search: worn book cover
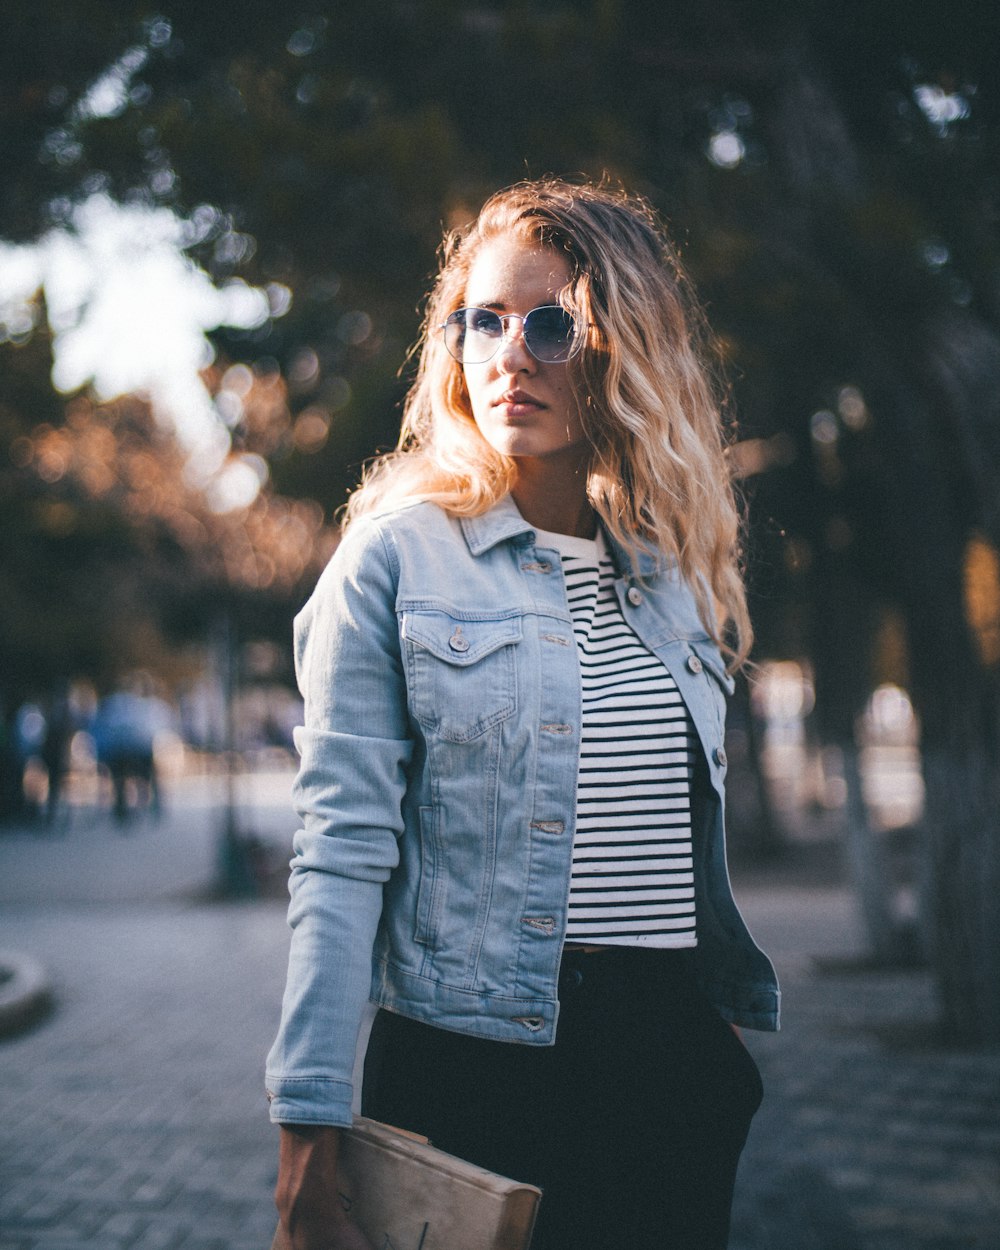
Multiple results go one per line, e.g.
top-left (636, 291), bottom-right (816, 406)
top-left (271, 1115), bottom-right (541, 1250)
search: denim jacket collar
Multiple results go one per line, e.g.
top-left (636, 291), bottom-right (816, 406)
top-left (460, 493), bottom-right (667, 582)
top-left (459, 495), bottom-right (535, 555)
top-left (601, 529), bottom-right (668, 583)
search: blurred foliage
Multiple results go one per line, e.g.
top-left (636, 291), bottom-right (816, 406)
top-left (2, 0), bottom-right (997, 690)
top-left (0, 327), bottom-right (336, 708)
top-left (4, 0), bottom-right (999, 687)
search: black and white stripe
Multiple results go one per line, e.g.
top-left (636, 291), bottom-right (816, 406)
top-left (536, 528), bottom-right (698, 949)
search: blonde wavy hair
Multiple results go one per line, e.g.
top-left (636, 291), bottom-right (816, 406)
top-left (344, 177), bottom-right (751, 667)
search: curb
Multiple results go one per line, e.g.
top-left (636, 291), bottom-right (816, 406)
top-left (0, 950), bottom-right (53, 1038)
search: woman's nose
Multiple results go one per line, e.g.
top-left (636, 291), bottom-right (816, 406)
top-left (494, 317), bottom-right (534, 372)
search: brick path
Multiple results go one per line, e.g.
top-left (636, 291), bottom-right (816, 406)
top-left (731, 886), bottom-right (1000, 1250)
top-left (0, 902), bottom-right (286, 1250)
top-left (1, 779), bottom-right (998, 1249)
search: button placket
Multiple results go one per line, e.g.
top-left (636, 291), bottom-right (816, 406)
top-left (520, 540), bottom-right (577, 962)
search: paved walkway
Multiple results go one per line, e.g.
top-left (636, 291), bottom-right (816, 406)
top-left (730, 885), bottom-right (1000, 1250)
top-left (1, 778), bottom-right (998, 1249)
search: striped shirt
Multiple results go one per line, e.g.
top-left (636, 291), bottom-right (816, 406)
top-left (534, 527), bottom-right (698, 949)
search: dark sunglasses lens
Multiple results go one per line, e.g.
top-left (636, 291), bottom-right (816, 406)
top-left (444, 309), bottom-right (503, 362)
top-left (524, 306), bottom-right (577, 361)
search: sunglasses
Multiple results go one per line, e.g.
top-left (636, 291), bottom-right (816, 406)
top-left (441, 305), bottom-right (583, 365)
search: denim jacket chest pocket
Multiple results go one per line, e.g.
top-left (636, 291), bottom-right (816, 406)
top-left (401, 610), bottom-right (523, 743)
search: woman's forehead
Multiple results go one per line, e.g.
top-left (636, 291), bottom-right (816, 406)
top-left (464, 237), bottom-right (572, 308)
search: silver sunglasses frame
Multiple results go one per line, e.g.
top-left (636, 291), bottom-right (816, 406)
top-left (440, 304), bottom-right (584, 364)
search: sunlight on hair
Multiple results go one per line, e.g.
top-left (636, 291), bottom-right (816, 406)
top-left (344, 177), bottom-right (754, 667)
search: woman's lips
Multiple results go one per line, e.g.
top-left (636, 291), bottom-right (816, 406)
top-left (495, 390), bottom-right (544, 417)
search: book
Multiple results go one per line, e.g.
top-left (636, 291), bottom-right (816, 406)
top-left (271, 1115), bottom-right (542, 1250)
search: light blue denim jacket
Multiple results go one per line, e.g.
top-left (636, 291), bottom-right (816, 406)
top-left (266, 495), bottom-right (779, 1126)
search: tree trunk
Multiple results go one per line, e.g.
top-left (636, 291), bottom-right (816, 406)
top-left (920, 744), bottom-right (1000, 1042)
top-left (905, 547), bottom-right (1000, 1044)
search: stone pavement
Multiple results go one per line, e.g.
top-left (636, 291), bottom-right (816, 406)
top-left (1, 777), bottom-right (998, 1249)
top-left (0, 901), bottom-right (286, 1250)
top-left (730, 885), bottom-right (1000, 1250)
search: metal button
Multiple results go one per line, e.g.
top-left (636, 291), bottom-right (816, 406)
top-left (714, 746), bottom-right (728, 768)
top-left (687, 654), bottom-right (704, 674)
top-left (448, 627), bottom-right (470, 653)
top-left (627, 586), bottom-right (643, 606)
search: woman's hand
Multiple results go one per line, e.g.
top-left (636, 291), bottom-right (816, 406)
top-left (275, 1124), bottom-right (375, 1250)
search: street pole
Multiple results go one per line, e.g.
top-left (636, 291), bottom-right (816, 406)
top-left (214, 606), bottom-right (257, 898)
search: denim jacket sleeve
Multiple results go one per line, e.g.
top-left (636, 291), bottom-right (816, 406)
top-left (265, 518), bottom-right (413, 1126)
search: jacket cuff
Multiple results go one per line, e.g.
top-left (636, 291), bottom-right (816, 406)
top-left (265, 1074), bottom-right (354, 1127)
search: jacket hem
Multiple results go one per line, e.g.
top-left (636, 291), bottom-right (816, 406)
top-left (372, 960), bottom-right (559, 1044)
top-left (265, 1075), bottom-right (354, 1127)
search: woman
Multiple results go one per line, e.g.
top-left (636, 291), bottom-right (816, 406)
top-left (266, 178), bottom-right (779, 1250)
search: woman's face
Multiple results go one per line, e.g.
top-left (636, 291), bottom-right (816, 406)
top-left (460, 236), bottom-right (588, 468)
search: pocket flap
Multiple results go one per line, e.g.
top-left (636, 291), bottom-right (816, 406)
top-left (401, 611), bottom-right (523, 666)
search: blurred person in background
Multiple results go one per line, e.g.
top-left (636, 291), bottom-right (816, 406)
top-left (39, 685), bottom-right (75, 826)
top-left (12, 701), bottom-right (47, 821)
top-left (266, 179), bottom-right (779, 1250)
top-left (91, 673), bottom-right (173, 823)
